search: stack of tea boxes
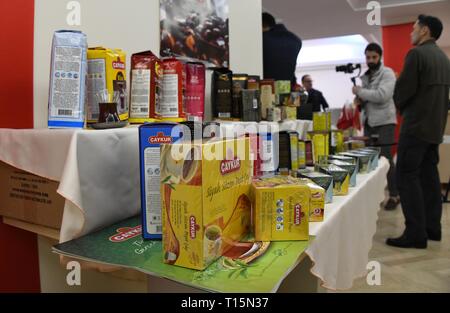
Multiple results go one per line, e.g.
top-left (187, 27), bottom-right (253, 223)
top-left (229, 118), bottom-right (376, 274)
top-left (138, 113), bottom-right (380, 270)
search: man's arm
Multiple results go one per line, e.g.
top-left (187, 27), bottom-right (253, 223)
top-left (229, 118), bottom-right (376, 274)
top-left (394, 49), bottom-right (420, 112)
top-left (320, 92), bottom-right (329, 111)
top-left (356, 69), bottom-right (396, 104)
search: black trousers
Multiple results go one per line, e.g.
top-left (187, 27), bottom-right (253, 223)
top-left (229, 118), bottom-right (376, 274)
top-left (364, 123), bottom-right (398, 197)
top-left (396, 133), bottom-right (442, 240)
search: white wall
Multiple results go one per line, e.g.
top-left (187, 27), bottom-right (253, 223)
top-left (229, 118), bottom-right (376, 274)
top-left (444, 46), bottom-right (450, 58)
top-left (34, 0), bottom-right (263, 128)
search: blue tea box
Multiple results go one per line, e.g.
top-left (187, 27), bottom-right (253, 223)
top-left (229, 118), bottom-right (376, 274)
top-left (139, 123), bottom-right (182, 239)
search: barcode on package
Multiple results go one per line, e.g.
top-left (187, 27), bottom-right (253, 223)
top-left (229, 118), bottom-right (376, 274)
top-left (58, 109), bottom-right (73, 116)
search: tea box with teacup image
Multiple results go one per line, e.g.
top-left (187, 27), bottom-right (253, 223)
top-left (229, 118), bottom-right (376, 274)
top-left (251, 176), bottom-right (310, 241)
top-left (161, 137), bottom-right (253, 270)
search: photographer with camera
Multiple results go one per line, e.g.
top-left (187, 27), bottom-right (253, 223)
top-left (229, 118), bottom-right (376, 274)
top-left (352, 43), bottom-right (399, 211)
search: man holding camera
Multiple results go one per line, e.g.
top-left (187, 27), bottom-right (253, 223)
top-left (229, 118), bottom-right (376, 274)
top-left (352, 43), bottom-right (399, 211)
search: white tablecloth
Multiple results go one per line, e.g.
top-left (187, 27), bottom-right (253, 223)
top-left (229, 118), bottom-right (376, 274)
top-left (0, 128), bottom-right (140, 242)
top-left (306, 157), bottom-right (390, 290)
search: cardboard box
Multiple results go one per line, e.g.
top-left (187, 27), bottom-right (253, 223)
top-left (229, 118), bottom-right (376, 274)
top-left (0, 161), bottom-right (64, 229)
top-left (161, 138), bottom-right (252, 270)
top-left (252, 176), bottom-right (309, 241)
top-left (319, 164), bottom-right (349, 196)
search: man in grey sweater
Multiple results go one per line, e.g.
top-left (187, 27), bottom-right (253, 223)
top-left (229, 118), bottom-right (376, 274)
top-left (387, 15), bottom-right (450, 249)
top-left (353, 43), bottom-right (399, 210)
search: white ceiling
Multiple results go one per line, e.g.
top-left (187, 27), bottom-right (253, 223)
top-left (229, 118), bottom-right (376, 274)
top-left (262, 0), bottom-right (450, 48)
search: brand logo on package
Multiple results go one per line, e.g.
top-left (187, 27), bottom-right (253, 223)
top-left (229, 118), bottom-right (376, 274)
top-left (109, 225), bottom-right (142, 243)
top-left (190, 216), bottom-right (197, 239)
top-left (311, 192), bottom-right (322, 199)
top-left (220, 158), bottom-right (241, 175)
top-left (294, 204), bottom-right (302, 225)
top-left (112, 61), bottom-right (125, 70)
top-left (149, 132), bottom-right (172, 144)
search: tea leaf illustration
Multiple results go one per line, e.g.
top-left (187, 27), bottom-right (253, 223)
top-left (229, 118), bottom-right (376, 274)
top-left (162, 176), bottom-right (172, 183)
top-left (168, 184), bottom-right (175, 191)
top-left (234, 260), bottom-right (249, 267)
top-left (228, 269), bottom-right (238, 279)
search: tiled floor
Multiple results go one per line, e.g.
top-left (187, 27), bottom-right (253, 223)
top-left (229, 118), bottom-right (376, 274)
top-left (339, 194), bottom-right (450, 293)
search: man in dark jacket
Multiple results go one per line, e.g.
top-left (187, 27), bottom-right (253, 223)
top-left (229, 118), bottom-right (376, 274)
top-left (262, 12), bottom-right (302, 84)
top-left (387, 15), bottom-right (450, 249)
top-left (297, 74), bottom-right (329, 120)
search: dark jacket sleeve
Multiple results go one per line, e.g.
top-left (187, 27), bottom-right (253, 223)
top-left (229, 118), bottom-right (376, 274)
top-left (319, 92), bottom-right (329, 111)
top-left (394, 49), bottom-right (420, 112)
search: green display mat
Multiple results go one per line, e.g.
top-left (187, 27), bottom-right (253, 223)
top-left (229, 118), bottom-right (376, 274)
top-left (53, 216), bottom-right (310, 293)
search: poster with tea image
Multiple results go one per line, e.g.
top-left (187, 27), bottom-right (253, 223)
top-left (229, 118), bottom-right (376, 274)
top-left (160, 0), bottom-right (229, 67)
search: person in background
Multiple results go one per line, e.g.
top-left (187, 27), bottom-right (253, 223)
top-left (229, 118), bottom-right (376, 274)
top-left (352, 43), bottom-right (399, 211)
top-left (298, 74), bottom-right (329, 120)
top-left (262, 12), bottom-right (302, 85)
top-left (387, 15), bottom-right (450, 249)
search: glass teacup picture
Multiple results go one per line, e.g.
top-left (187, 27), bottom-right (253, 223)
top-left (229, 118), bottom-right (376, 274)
top-left (204, 225), bottom-right (222, 264)
top-left (163, 146), bottom-right (201, 184)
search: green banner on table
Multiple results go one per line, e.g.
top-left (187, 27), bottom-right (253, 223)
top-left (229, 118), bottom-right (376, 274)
top-left (53, 216), bottom-right (309, 293)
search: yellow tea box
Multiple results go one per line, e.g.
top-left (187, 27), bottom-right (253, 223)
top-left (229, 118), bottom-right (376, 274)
top-left (327, 159), bottom-right (358, 187)
top-left (307, 131), bottom-right (330, 162)
top-left (339, 152), bottom-right (371, 174)
top-left (313, 111), bottom-right (331, 131)
top-left (87, 47), bottom-right (128, 123)
top-left (161, 137), bottom-right (252, 270)
top-left (301, 179), bottom-right (325, 223)
top-left (298, 140), bottom-right (306, 169)
top-left (281, 106), bottom-right (297, 120)
top-left (319, 164), bottom-right (350, 196)
top-left (252, 176), bottom-right (309, 241)
top-left (298, 170), bottom-right (333, 204)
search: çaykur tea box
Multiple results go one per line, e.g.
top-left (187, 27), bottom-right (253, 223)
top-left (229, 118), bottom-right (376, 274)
top-left (318, 164), bottom-right (350, 196)
top-left (303, 179), bottom-right (325, 223)
top-left (86, 47), bottom-right (128, 123)
top-left (251, 176), bottom-right (310, 241)
top-left (298, 170), bottom-right (333, 204)
top-left (161, 137), bottom-right (253, 270)
top-left (139, 123), bottom-right (183, 240)
top-left (129, 50), bottom-right (162, 124)
top-left (48, 30), bottom-right (87, 129)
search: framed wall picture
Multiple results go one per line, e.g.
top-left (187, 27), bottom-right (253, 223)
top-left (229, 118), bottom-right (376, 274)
top-left (160, 0), bottom-right (229, 67)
